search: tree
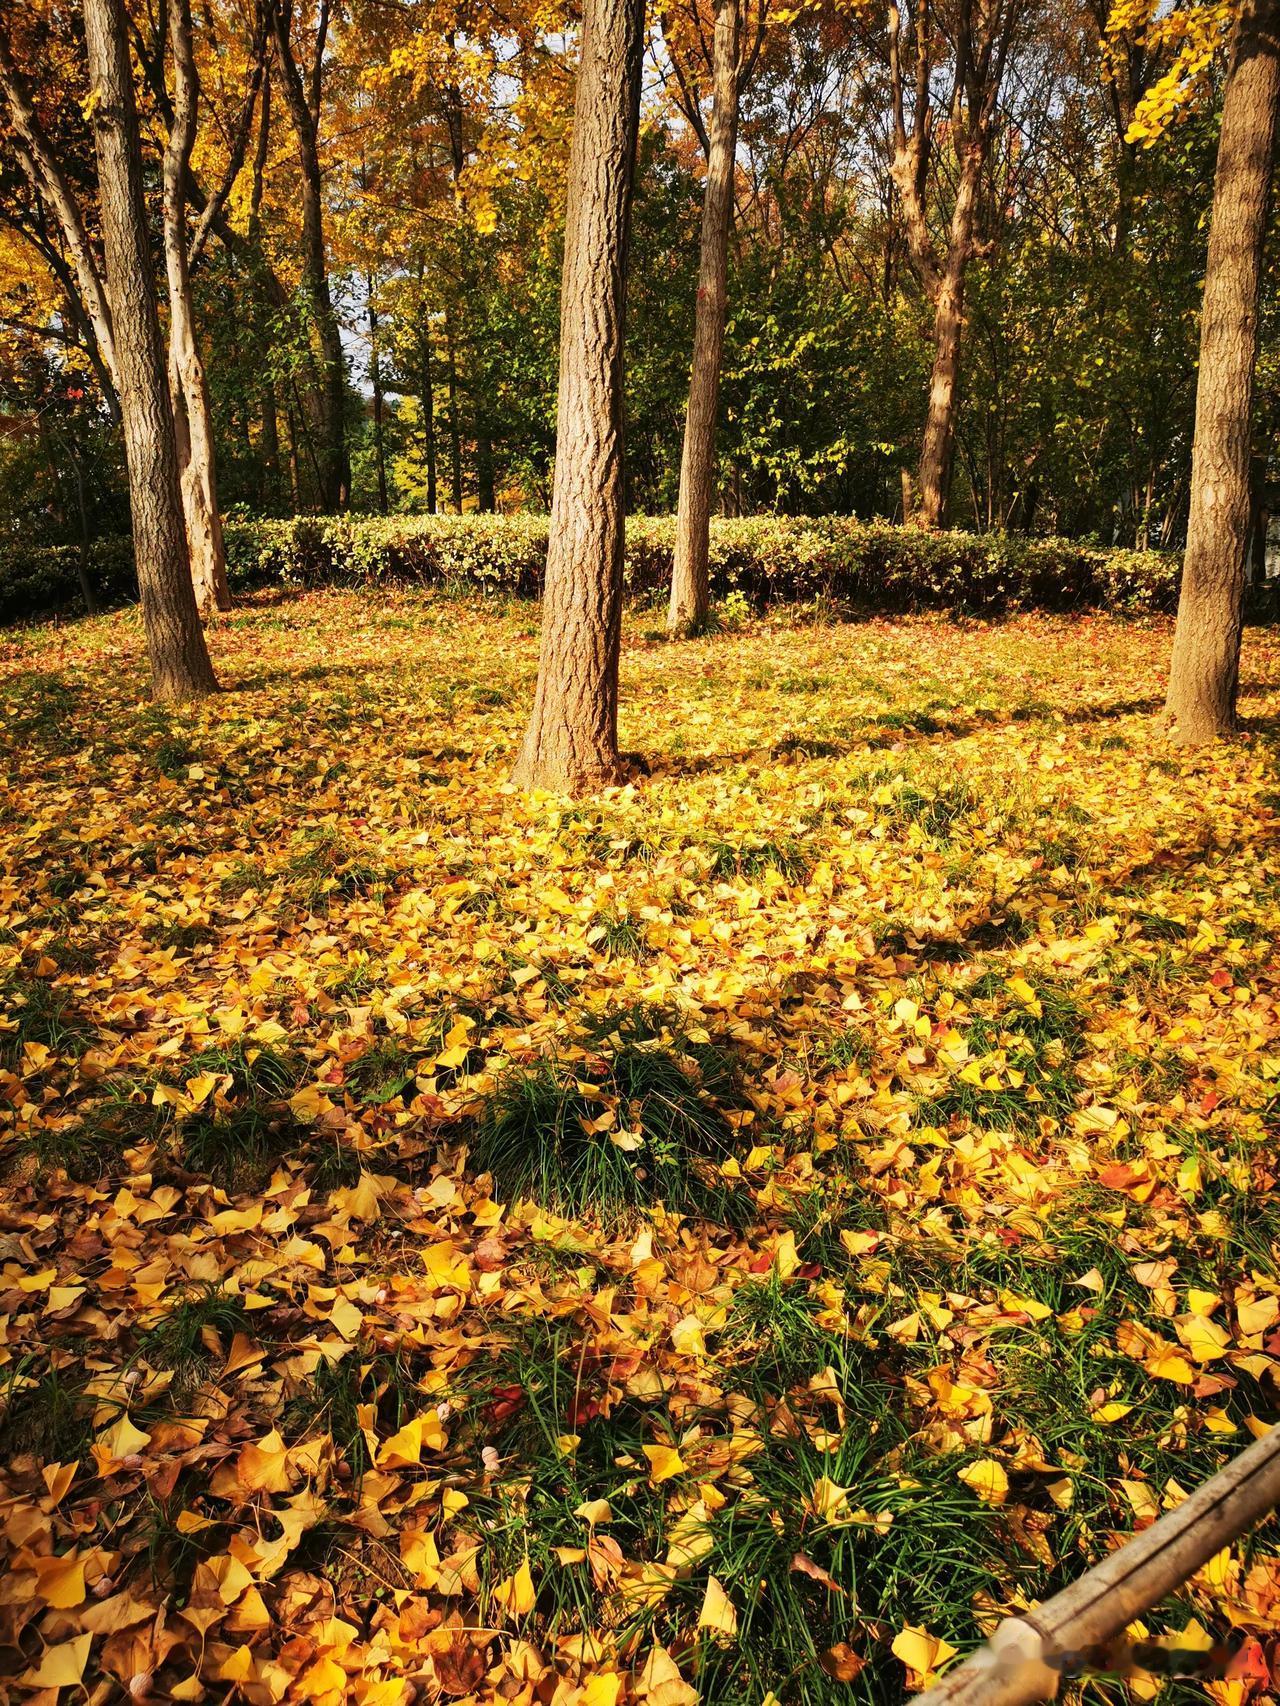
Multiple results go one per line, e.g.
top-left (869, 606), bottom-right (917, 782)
top-left (666, 0), bottom-right (743, 635)
top-left (1164, 0), bottom-right (1280, 741)
top-left (82, 0), bottom-right (217, 699)
top-left (885, 0), bottom-right (1026, 527)
top-left (269, 0), bottom-right (349, 512)
top-left (510, 0), bottom-right (646, 791)
top-left (162, 0), bottom-right (232, 616)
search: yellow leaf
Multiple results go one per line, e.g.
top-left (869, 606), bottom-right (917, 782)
top-left (289, 1083), bottom-right (332, 1120)
top-left (575, 1498), bottom-right (614, 1525)
top-left (92, 1413), bottom-right (151, 1473)
top-left (892, 1624), bottom-right (957, 1685)
top-left (493, 1559), bottom-right (537, 1617)
top-left (957, 1460), bottom-right (1009, 1506)
top-left (643, 1443), bottom-right (687, 1484)
top-left (21, 1634), bottom-right (92, 1689)
top-left (582, 1674), bottom-right (622, 1706)
top-left (698, 1575), bottom-right (739, 1639)
top-left (671, 1315), bottom-right (707, 1356)
top-left (1120, 1479), bottom-right (1159, 1521)
top-left (809, 1476), bottom-right (850, 1520)
top-left (33, 1551), bottom-right (86, 1608)
top-left (1093, 1401), bottom-right (1132, 1424)
top-left (377, 1411), bottom-right (445, 1468)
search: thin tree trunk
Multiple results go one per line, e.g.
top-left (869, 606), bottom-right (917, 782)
top-left (163, 0), bottom-right (231, 617)
top-left (667, 0), bottom-right (740, 637)
top-left (368, 275), bottom-right (389, 513)
top-left (510, 0), bottom-right (645, 792)
top-left (0, 22), bottom-right (119, 391)
top-left (420, 326), bottom-right (438, 514)
top-left (68, 450), bottom-right (101, 616)
top-left (477, 428), bottom-right (496, 511)
top-left (285, 402), bottom-right (302, 508)
top-left (916, 147), bottom-right (982, 529)
top-left (1164, 0), bottom-right (1280, 743)
top-left (83, 0), bottom-right (217, 700)
top-left (270, 0), bottom-right (348, 511)
top-left (261, 384), bottom-right (280, 500)
top-left (445, 308), bottom-right (463, 511)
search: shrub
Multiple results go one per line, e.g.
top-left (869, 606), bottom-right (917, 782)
top-left (1, 512), bottom-right (1205, 625)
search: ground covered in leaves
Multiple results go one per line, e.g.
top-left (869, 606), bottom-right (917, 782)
top-left (1, 589), bottom-right (1279, 1706)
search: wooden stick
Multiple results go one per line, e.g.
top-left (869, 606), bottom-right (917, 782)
top-left (927, 1425), bottom-right (1280, 1706)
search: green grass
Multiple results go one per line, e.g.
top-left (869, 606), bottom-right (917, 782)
top-left (472, 1010), bottom-right (743, 1220)
top-left (184, 1039), bottom-right (304, 1099)
top-left (344, 1038), bottom-right (420, 1105)
top-left (139, 1285), bottom-right (251, 1393)
top-left (0, 976), bottom-right (94, 1067)
top-left (708, 837), bottom-right (811, 884)
top-left (17, 1095), bottom-right (163, 1182)
top-left (0, 1358), bottom-right (93, 1463)
top-left (179, 1102), bottom-right (297, 1189)
top-left (590, 909), bottom-right (651, 960)
top-left (873, 780), bottom-right (981, 840)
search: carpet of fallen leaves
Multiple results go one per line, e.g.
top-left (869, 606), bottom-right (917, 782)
top-left (1, 588), bottom-right (1279, 1706)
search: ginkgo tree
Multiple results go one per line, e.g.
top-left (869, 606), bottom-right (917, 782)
top-left (1111, 0), bottom-right (1280, 741)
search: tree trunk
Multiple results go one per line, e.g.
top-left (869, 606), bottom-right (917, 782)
top-left (83, 0), bottom-right (217, 700)
top-left (420, 327), bottom-right (438, 514)
top-left (667, 0), bottom-right (739, 637)
top-left (261, 383), bottom-right (280, 501)
top-left (0, 22), bottom-right (119, 392)
top-left (1164, 0), bottom-right (1280, 743)
top-left (916, 262), bottom-right (965, 527)
top-left (163, 0), bottom-right (231, 618)
top-left (270, 0), bottom-right (348, 511)
top-left (477, 427), bottom-right (496, 511)
top-left (915, 147), bottom-right (982, 529)
top-left (510, 0), bottom-right (645, 792)
top-left (445, 308), bottom-right (463, 511)
top-left (368, 277), bottom-right (389, 513)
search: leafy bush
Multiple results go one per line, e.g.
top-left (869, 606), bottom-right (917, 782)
top-left (1, 511), bottom-right (1200, 625)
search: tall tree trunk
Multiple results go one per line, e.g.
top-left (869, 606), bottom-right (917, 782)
top-left (420, 326), bottom-right (438, 514)
top-left (477, 427), bottom-right (496, 511)
top-left (368, 276), bottom-right (389, 513)
top-left (285, 401), bottom-right (302, 508)
top-left (261, 383), bottom-right (280, 501)
top-left (163, 0), bottom-right (231, 617)
top-left (1164, 0), bottom-right (1280, 743)
top-left (667, 0), bottom-right (739, 637)
top-left (270, 0), bottom-right (348, 511)
top-left (83, 0), bottom-right (217, 700)
top-left (510, 0), bottom-right (645, 792)
top-left (0, 22), bottom-right (119, 391)
top-left (445, 308), bottom-right (463, 511)
top-left (915, 147), bottom-right (982, 529)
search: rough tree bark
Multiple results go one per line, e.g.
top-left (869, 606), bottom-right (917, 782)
top-left (82, 0), bottom-right (217, 700)
top-left (1163, 0), bottom-right (1280, 743)
top-left (270, 0), bottom-right (348, 511)
top-left (163, 0), bottom-right (231, 617)
top-left (510, 0), bottom-right (646, 792)
top-left (667, 0), bottom-right (740, 637)
top-left (915, 143), bottom-right (983, 527)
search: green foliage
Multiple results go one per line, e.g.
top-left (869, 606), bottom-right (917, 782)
top-left (1, 515), bottom-right (1189, 626)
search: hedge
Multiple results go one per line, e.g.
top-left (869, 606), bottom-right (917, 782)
top-left (1, 513), bottom-right (1186, 626)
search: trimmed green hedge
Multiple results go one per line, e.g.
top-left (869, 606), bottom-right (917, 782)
top-left (2, 513), bottom-right (1184, 625)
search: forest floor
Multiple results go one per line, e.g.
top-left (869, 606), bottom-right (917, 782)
top-left (1, 589), bottom-right (1279, 1706)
